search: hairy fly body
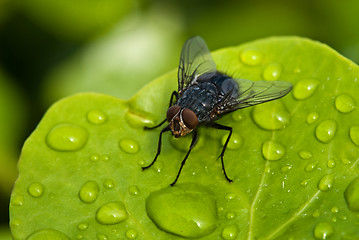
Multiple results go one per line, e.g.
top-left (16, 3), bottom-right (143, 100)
top-left (143, 36), bottom-right (293, 186)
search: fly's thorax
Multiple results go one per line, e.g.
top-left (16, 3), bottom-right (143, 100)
top-left (166, 105), bottom-right (198, 138)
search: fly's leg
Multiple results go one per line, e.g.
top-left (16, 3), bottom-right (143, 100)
top-left (209, 123), bottom-right (233, 183)
top-left (142, 125), bottom-right (171, 170)
top-left (170, 130), bottom-right (198, 186)
top-left (144, 91), bottom-right (178, 130)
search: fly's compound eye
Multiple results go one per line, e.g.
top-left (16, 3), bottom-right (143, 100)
top-left (167, 105), bottom-right (181, 122)
top-left (182, 108), bottom-right (198, 129)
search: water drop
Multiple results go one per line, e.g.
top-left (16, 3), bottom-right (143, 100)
top-left (252, 101), bottom-right (290, 130)
top-left (103, 179), bottom-right (114, 189)
top-left (87, 110), bottom-right (107, 125)
top-left (327, 159), bottom-right (335, 168)
top-left (304, 161), bottom-right (318, 172)
top-left (318, 174), bottom-right (334, 192)
top-left (293, 79), bottom-right (320, 100)
top-left (119, 138), bottom-right (139, 154)
top-left (231, 111), bottom-right (243, 122)
top-left (225, 193), bottom-right (236, 200)
top-left (96, 201), bottom-right (129, 225)
top-left (78, 223), bottom-right (89, 230)
top-left (11, 195), bottom-right (24, 206)
top-left (221, 133), bottom-right (242, 150)
top-left (341, 157), bottom-right (351, 165)
top-left (331, 217), bottom-right (337, 223)
top-left (335, 94), bottom-right (355, 113)
top-left (350, 126), bottom-right (359, 146)
top-left (125, 110), bottom-right (155, 128)
top-left (301, 179), bottom-right (310, 187)
top-left (90, 153), bottom-right (100, 162)
top-left (221, 224), bottom-right (239, 240)
top-left (97, 233), bottom-right (108, 240)
top-left (226, 212), bottom-right (236, 220)
top-left (10, 218), bottom-right (22, 228)
top-left (344, 176), bottom-right (359, 211)
top-left (77, 234), bottom-right (84, 239)
top-left (47, 124), bottom-right (88, 151)
top-left (306, 112), bottom-right (319, 124)
top-left (263, 63), bottom-right (282, 81)
top-left (312, 210), bottom-right (320, 218)
top-left (129, 185), bottom-right (140, 196)
top-left (79, 181), bottom-right (99, 203)
top-left (280, 164), bottom-right (292, 173)
top-left (146, 183), bottom-right (218, 238)
top-left (101, 155), bottom-right (110, 161)
top-left (27, 229), bottom-right (70, 240)
top-left (262, 140), bottom-right (286, 161)
top-left (299, 150), bottom-right (312, 159)
top-left (125, 229), bottom-right (138, 239)
top-left (315, 120), bottom-right (337, 143)
top-left (28, 182), bottom-right (44, 198)
top-left (314, 222), bottom-right (334, 239)
top-left (240, 49), bottom-right (263, 66)
top-left (331, 206), bottom-right (339, 213)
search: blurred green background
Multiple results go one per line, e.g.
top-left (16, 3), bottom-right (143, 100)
top-left (0, 0), bottom-right (359, 238)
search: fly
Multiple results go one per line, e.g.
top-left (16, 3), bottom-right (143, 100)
top-left (143, 36), bottom-right (293, 186)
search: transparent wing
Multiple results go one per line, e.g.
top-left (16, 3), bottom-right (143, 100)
top-left (219, 79), bottom-right (293, 112)
top-left (178, 36), bottom-right (217, 93)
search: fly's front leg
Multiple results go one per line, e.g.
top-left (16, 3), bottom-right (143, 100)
top-left (142, 125), bottom-right (171, 170)
top-left (209, 123), bottom-right (233, 183)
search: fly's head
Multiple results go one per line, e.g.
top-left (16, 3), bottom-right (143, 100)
top-left (166, 105), bottom-right (198, 138)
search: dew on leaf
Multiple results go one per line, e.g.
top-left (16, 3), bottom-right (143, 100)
top-left (90, 153), bottom-right (100, 162)
top-left (146, 183), bottom-right (218, 238)
top-left (78, 180), bottom-right (99, 204)
top-left (335, 94), bottom-right (355, 113)
top-left (103, 179), bottom-right (115, 189)
top-left (307, 112), bottom-right (319, 124)
top-left (350, 126), bottom-right (359, 146)
top-left (314, 222), bottom-right (334, 239)
top-left (252, 101), bottom-right (290, 130)
top-left (226, 212), bottom-right (236, 220)
top-left (221, 133), bottom-right (243, 150)
top-left (27, 229), bottom-right (70, 240)
top-left (312, 210), bottom-right (320, 218)
top-left (231, 111), bottom-right (243, 122)
top-left (221, 224), bottom-right (239, 240)
top-left (299, 150), bottom-right (313, 159)
top-left (293, 78), bottom-right (320, 100)
top-left (76, 234), bottom-right (84, 239)
top-left (301, 179), bottom-right (310, 187)
top-left (225, 193), bottom-right (236, 201)
top-left (341, 158), bottom-right (351, 165)
top-left (304, 161), bottom-right (318, 172)
top-left (327, 159), bottom-right (335, 168)
top-left (262, 140), bottom-right (286, 161)
top-left (125, 110), bottom-right (155, 128)
top-left (10, 218), bottom-right (22, 228)
top-left (119, 138), bottom-right (139, 154)
top-left (315, 120), bottom-right (337, 143)
top-left (318, 174), bottom-right (334, 192)
top-left (240, 49), bottom-right (262, 66)
top-left (344, 176), bottom-right (359, 211)
top-left (101, 155), bottom-right (110, 161)
top-left (97, 233), bottom-right (108, 240)
top-left (46, 124), bottom-right (88, 151)
top-left (331, 206), bottom-right (339, 213)
top-left (28, 182), bottom-right (44, 198)
top-left (96, 201), bottom-right (129, 225)
top-left (281, 164), bottom-right (292, 173)
top-left (129, 185), bottom-right (140, 196)
top-left (263, 63), bottom-right (282, 81)
top-left (87, 109), bottom-right (107, 124)
top-left (11, 195), bottom-right (24, 206)
top-left (125, 229), bottom-right (138, 239)
top-left (78, 223), bottom-right (89, 231)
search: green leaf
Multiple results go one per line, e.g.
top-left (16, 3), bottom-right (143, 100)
top-left (10, 36), bottom-right (359, 239)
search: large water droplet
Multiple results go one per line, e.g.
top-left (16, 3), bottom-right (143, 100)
top-left (293, 79), bottom-right (320, 100)
top-left (313, 222), bottom-right (334, 239)
top-left (125, 229), bottom-right (138, 239)
top-left (262, 140), bottom-right (286, 161)
top-left (47, 124), bottom-right (88, 151)
top-left (344, 176), bottom-right (359, 211)
top-left (146, 183), bottom-right (218, 238)
top-left (96, 201), bottom-right (128, 225)
top-left (27, 229), bottom-right (70, 240)
top-left (318, 174), bottom-right (334, 192)
top-left (306, 112), bottom-right (319, 124)
top-left (335, 94), bottom-right (355, 113)
top-left (119, 138), bottom-right (139, 154)
top-left (252, 101), bottom-right (290, 130)
top-left (350, 126), bottom-right (359, 146)
top-left (221, 133), bottom-right (243, 150)
top-left (240, 49), bottom-right (263, 66)
top-left (263, 63), bottom-right (282, 81)
top-left (28, 182), bottom-right (44, 198)
top-left (79, 181), bottom-right (99, 203)
top-left (221, 224), bottom-right (239, 240)
top-left (87, 110), bottom-right (107, 125)
top-left (315, 120), bottom-right (337, 143)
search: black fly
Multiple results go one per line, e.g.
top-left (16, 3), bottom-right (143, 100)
top-left (143, 36), bottom-right (293, 186)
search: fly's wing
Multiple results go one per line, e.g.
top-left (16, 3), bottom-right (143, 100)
top-left (219, 79), bottom-right (293, 113)
top-left (178, 36), bottom-right (217, 93)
